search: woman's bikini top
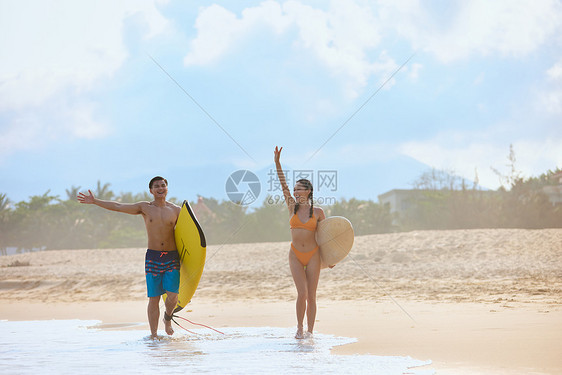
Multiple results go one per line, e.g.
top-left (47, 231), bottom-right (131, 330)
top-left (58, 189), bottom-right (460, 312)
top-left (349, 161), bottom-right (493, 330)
top-left (290, 213), bottom-right (317, 231)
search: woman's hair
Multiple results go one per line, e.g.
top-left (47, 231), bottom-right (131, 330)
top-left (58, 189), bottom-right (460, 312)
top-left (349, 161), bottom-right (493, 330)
top-left (294, 178), bottom-right (313, 217)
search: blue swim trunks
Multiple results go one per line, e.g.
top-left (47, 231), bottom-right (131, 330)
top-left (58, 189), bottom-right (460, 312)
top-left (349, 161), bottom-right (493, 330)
top-left (145, 249), bottom-right (180, 297)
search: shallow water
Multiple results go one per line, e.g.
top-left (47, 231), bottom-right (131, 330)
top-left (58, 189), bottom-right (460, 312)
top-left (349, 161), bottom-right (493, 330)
top-left (0, 320), bottom-right (433, 374)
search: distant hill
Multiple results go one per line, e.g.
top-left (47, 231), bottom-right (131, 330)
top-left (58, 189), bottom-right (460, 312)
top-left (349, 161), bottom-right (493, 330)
top-left (123, 155), bottom-right (434, 207)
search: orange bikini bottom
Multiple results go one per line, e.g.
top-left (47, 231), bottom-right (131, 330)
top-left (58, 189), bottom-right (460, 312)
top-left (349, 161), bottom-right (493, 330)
top-left (291, 244), bottom-right (319, 267)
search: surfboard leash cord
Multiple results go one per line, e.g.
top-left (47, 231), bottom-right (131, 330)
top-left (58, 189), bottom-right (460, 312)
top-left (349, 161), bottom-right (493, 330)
top-left (169, 313), bottom-right (225, 335)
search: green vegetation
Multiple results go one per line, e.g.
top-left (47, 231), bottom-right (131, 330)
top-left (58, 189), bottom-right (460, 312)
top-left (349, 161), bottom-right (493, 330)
top-left (398, 150), bottom-right (562, 230)
top-left (1, 164), bottom-right (560, 253)
top-left (0, 181), bottom-right (395, 252)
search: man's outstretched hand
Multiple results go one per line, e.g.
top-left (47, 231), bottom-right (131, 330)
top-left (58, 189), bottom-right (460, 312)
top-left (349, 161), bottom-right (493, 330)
top-left (77, 190), bottom-right (95, 204)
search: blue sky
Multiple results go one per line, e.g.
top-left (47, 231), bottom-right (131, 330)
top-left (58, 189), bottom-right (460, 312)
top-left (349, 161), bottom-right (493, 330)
top-left (1, 0), bottom-right (561, 206)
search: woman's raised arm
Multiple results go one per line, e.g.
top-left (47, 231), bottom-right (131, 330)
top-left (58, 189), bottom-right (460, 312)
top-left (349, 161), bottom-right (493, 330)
top-left (274, 146), bottom-right (295, 211)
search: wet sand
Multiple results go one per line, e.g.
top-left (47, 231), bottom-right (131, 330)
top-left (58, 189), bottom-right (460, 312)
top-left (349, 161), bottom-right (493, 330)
top-left (1, 228), bottom-right (561, 374)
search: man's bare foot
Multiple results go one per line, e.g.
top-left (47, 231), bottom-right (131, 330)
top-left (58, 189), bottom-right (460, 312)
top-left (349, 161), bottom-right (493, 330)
top-left (163, 317), bottom-right (174, 336)
top-left (305, 331), bottom-right (313, 339)
top-left (295, 327), bottom-right (304, 339)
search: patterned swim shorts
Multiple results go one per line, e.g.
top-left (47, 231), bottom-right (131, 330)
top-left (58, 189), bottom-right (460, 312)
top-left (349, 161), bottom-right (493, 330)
top-left (145, 249), bottom-right (180, 297)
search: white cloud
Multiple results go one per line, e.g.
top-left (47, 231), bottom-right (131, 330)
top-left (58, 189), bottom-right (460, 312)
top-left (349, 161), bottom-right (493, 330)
top-left (301, 141), bottom-right (403, 168)
top-left (64, 102), bottom-right (111, 140)
top-left (538, 59), bottom-right (562, 116)
top-left (473, 72), bottom-right (485, 86)
top-left (0, 0), bottom-right (168, 156)
top-left (539, 90), bottom-right (562, 114)
top-left (399, 138), bottom-right (505, 189)
top-left (547, 59), bottom-right (562, 81)
top-left (0, 114), bottom-right (45, 156)
top-left (381, 0), bottom-right (562, 63)
top-left (0, 99), bottom-right (110, 162)
top-left (183, 1), bottom-right (293, 66)
top-left (398, 132), bottom-right (562, 190)
top-left (184, 0), bottom-right (394, 98)
top-left (183, 0), bottom-right (562, 103)
top-left (535, 58), bottom-right (562, 114)
top-left (408, 63), bottom-right (423, 81)
top-left (0, 0), bottom-right (168, 110)
top-left (184, 4), bottom-right (262, 66)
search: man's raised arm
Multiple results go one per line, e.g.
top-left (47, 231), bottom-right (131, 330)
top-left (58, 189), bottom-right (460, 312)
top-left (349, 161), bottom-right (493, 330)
top-left (77, 189), bottom-right (143, 215)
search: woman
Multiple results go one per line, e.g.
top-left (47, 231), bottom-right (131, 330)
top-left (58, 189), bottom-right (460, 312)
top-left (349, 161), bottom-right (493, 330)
top-left (274, 146), bottom-right (326, 339)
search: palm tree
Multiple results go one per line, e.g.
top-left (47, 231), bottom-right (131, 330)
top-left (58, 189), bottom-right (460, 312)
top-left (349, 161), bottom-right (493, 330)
top-left (0, 193), bottom-right (10, 212)
top-left (0, 193), bottom-right (10, 255)
top-left (65, 185), bottom-right (82, 201)
top-left (95, 181), bottom-right (114, 200)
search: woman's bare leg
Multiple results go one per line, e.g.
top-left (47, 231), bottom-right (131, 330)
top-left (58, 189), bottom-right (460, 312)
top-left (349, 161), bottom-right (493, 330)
top-left (305, 253), bottom-right (321, 335)
top-left (289, 250), bottom-right (308, 339)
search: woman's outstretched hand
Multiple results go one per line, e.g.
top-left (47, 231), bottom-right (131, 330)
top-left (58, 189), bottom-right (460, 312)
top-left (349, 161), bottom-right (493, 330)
top-left (274, 146), bottom-right (283, 164)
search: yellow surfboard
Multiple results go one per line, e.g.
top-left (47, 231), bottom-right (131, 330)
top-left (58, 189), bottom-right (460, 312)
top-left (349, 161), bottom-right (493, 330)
top-left (164, 200), bottom-right (206, 313)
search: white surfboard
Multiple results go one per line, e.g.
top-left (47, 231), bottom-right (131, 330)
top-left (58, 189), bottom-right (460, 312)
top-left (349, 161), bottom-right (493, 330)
top-left (316, 216), bottom-right (354, 269)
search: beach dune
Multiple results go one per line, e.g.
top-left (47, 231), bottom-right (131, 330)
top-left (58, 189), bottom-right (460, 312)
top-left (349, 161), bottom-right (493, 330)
top-left (1, 228), bottom-right (561, 374)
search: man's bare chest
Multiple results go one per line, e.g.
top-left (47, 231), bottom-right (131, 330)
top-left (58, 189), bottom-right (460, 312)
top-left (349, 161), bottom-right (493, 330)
top-left (143, 206), bottom-right (176, 227)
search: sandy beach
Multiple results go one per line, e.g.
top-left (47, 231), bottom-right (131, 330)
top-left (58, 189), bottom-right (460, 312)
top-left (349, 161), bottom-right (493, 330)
top-left (1, 228), bottom-right (561, 374)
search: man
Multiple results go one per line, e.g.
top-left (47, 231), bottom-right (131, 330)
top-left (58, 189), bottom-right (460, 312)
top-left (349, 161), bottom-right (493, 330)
top-left (77, 176), bottom-right (181, 338)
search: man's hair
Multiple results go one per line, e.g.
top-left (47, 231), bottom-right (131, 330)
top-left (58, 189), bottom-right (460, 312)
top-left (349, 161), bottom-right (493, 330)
top-left (149, 176), bottom-right (168, 189)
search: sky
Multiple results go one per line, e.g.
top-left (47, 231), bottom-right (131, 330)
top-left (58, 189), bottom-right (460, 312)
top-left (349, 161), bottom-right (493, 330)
top-left (1, 0), bottom-right (561, 207)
